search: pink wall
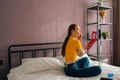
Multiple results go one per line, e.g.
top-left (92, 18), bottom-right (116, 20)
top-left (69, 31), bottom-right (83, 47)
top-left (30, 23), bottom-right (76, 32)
top-left (0, 0), bottom-right (111, 71)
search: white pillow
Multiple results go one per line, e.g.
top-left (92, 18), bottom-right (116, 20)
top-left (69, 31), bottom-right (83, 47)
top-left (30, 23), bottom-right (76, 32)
top-left (22, 57), bottom-right (64, 64)
top-left (55, 56), bottom-right (65, 63)
top-left (8, 57), bottom-right (64, 79)
top-left (18, 57), bottom-right (64, 73)
top-left (22, 58), bottom-right (33, 64)
top-left (77, 53), bottom-right (91, 63)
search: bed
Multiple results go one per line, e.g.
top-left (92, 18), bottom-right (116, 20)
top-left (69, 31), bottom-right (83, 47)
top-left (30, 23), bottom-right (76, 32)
top-left (7, 42), bottom-right (120, 80)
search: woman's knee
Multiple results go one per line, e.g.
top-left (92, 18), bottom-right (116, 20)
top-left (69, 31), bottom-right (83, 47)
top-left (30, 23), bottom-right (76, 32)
top-left (97, 66), bottom-right (102, 74)
top-left (64, 67), bottom-right (74, 76)
top-left (93, 66), bottom-right (102, 74)
top-left (83, 57), bottom-right (90, 64)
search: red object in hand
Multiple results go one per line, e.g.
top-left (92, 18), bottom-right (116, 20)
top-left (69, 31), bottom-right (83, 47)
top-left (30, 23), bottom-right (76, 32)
top-left (85, 31), bottom-right (97, 49)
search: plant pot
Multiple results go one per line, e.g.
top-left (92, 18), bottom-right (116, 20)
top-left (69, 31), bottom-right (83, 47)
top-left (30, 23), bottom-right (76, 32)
top-left (103, 36), bottom-right (106, 39)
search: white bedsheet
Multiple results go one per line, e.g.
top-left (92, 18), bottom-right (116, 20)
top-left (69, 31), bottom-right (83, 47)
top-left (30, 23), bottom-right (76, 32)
top-left (7, 57), bottom-right (120, 80)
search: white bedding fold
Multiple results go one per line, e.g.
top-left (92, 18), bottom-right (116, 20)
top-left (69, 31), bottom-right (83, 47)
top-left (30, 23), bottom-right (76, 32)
top-left (8, 57), bottom-right (64, 80)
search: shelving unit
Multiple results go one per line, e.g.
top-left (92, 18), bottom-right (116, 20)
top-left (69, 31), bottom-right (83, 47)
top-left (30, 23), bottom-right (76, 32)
top-left (86, 3), bottom-right (113, 64)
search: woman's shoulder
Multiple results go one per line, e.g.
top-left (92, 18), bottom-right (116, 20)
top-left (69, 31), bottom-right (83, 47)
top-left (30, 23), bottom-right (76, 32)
top-left (70, 36), bottom-right (80, 43)
top-left (72, 39), bottom-right (80, 45)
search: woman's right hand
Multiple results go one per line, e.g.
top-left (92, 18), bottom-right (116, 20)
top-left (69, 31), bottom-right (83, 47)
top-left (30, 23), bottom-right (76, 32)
top-left (78, 35), bottom-right (82, 40)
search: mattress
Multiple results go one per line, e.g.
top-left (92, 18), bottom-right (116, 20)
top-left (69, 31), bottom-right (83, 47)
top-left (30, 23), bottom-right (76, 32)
top-left (7, 57), bottom-right (120, 80)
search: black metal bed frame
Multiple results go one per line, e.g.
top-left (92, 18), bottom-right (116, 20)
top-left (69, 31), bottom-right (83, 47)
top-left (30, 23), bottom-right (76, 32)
top-left (8, 42), bottom-right (63, 70)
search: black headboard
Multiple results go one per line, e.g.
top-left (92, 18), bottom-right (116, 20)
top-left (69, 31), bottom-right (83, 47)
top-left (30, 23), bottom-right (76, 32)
top-left (8, 42), bottom-right (63, 70)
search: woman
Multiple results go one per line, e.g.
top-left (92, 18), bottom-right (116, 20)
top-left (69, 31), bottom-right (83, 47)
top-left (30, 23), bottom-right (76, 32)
top-left (62, 24), bottom-right (102, 77)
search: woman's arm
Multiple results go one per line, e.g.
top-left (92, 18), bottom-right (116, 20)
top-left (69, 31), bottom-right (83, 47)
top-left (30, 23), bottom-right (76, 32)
top-left (77, 35), bottom-right (87, 56)
top-left (77, 48), bottom-right (86, 57)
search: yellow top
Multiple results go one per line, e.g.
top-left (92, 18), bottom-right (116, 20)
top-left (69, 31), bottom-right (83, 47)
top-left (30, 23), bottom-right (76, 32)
top-left (65, 36), bottom-right (82, 64)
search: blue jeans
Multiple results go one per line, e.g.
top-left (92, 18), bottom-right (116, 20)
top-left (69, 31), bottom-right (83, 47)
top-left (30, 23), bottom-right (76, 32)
top-left (64, 57), bottom-right (102, 77)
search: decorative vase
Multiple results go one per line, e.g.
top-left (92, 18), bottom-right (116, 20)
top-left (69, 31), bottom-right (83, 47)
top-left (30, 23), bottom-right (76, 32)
top-left (98, 0), bottom-right (104, 6)
top-left (99, 9), bottom-right (107, 23)
top-left (100, 2), bottom-right (103, 6)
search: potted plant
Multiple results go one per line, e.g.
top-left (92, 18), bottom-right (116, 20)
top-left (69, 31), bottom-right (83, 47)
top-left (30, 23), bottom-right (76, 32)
top-left (102, 32), bottom-right (109, 39)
